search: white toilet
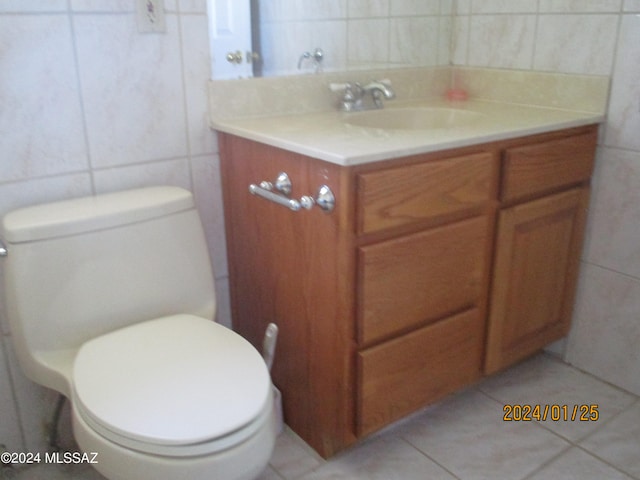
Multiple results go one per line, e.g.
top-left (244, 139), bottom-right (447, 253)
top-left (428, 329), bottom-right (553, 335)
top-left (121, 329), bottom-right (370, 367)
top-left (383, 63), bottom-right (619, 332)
top-left (0, 186), bottom-right (277, 480)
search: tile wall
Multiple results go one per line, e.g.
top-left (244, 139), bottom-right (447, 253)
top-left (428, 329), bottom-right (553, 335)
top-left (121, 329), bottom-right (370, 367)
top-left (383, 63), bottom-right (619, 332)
top-left (0, 0), bottom-right (228, 453)
top-left (454, 0), bottom-right (640, 396)
top-left (257, 0), bottom-right (453, 76)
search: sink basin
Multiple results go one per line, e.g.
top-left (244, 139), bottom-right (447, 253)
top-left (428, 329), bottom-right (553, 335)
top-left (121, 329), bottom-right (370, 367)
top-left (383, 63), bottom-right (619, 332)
top-left (345, 107), bottom-right (484, 130)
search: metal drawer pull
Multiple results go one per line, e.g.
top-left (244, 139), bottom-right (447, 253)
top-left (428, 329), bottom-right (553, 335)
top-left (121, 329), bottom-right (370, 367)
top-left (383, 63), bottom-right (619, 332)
top-left (0, 239), bottom-right (7, 257)
top-left (248, 173), bottom-right (335, 213)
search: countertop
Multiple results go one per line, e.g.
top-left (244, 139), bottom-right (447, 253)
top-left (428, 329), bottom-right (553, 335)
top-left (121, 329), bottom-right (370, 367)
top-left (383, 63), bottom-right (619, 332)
top-left (211, 98), bottom-right (603, 166)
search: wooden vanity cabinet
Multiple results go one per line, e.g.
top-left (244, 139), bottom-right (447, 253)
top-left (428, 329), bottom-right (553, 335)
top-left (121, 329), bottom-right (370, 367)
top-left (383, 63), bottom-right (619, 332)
top-left (218, 124), bottom-right (597, 458)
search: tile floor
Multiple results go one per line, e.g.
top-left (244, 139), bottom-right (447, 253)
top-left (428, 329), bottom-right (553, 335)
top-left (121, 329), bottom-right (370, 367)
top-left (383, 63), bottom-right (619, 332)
top-left (5, 353), bottom-right (639, 480)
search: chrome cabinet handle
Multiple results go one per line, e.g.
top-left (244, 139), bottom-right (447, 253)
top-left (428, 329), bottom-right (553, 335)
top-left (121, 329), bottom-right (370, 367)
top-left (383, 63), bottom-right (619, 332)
top-left (248, 172), bottom-right (335, 213)
top-left (0, 239), bottom-right (7, 257)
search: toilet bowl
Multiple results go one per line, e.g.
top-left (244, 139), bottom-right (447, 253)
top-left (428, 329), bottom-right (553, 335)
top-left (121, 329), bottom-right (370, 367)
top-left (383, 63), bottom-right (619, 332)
top-left (0, 187), bottom-right (277, 480)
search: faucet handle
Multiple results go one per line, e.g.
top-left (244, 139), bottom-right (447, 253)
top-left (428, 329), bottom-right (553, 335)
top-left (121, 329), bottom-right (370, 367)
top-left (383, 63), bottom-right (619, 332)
top-left (328, 82), bottom-right (352, 93)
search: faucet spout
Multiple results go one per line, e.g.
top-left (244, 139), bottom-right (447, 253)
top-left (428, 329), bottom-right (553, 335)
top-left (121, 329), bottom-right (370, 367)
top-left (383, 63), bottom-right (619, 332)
top-left (362, 81), bottom-right (396, 100)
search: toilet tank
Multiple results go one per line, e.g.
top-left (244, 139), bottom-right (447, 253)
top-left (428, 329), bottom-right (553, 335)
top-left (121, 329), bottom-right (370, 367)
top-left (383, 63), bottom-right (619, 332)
top-left (1, 187), bottom-right (216, 391)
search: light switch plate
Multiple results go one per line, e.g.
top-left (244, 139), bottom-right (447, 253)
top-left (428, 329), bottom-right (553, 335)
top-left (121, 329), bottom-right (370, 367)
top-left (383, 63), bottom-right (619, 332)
top-left (136, 0), bottom-right (166, 33)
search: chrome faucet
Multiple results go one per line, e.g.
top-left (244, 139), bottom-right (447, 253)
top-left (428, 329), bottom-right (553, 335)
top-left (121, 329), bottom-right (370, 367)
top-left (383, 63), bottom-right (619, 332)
top-left (362, 81), bottom-right (396, 107)
top-left (329, 79), bottom-right (395, 111)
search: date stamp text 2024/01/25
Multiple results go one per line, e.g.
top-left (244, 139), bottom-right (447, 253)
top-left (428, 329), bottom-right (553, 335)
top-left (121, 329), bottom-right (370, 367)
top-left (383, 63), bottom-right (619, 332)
top-left (503, 404), bottom-right (600, 422)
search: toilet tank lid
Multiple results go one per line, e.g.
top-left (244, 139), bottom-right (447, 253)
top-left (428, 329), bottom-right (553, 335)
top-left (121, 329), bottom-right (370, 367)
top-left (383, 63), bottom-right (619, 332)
top-left (2, 187), bottom-right (195, 243)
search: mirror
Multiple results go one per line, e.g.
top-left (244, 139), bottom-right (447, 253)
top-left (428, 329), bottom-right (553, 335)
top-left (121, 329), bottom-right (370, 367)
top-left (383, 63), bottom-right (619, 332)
top-left (209, 0), bottom-right (454, 79)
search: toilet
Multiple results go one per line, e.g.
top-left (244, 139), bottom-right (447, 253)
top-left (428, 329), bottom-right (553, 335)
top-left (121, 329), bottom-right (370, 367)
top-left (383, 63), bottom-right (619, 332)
top-left (0, 186), bottom-right (277, 480)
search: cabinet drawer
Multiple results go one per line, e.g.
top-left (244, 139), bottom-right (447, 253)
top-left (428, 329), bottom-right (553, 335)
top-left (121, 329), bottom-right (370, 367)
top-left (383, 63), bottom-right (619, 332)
top-left (501, 129), bottom-right (597, 204)
top-left (358, 215), bottom-right (490, 345)
top-left (357, 152), bottom-right (495, 234)
top-left (358, 308), bottom-right (484, 436)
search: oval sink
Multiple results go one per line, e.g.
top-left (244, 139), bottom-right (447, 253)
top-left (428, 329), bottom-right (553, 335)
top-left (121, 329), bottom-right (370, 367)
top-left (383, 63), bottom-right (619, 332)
top-left (345, 107), bottom-right (484, 130)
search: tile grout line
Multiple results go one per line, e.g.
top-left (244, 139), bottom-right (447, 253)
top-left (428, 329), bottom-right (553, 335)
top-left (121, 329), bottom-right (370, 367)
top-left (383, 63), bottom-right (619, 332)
top-left (399, 436), bottom-right (463, 480)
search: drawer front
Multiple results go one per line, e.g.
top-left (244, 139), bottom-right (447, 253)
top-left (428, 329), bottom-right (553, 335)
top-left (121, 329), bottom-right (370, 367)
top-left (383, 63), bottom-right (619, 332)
top-left (358, 215), bottom-right (490, 345)
top-left (357, 308), bottom-right (484, 436)
top-left (501, 129), bottom-right (597, 204)
top-left (357, 152), bottom-right (495, 234)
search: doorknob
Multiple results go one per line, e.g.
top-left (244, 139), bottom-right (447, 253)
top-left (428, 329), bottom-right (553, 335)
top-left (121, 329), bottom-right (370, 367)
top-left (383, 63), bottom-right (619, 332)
top-left (226, 50), bottom-right (243, 64)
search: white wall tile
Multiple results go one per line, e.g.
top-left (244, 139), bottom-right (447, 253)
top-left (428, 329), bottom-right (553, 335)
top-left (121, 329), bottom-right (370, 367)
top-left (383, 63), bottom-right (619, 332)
top-left (604, 14), bottom-right (640, 150)
top-left (0, 336), bottom-right (23, 452)
top-left (452, 14), bottom-right (470, 64)
top-left (92, 158), bottom-right (192, 194)
top-left (0, 15), bottom-right (89, 183)
top-left (191, 154), bottom-right (228, 278)
top-left (390, 17), bottom-right (440, 67)
top-left (538, 0), bottom-right (623, 12)
top-left (440, 0), bottom-right (455, 15)
top-left (0, 0), bottom-right (67, 12)
top-left (584, 147), bottom-right (640, 278)
top-left (468, 15), bottom-right (536, 69)
top-left (261, 0), bottom-right (345, 21)
top-left (624, 0), bottom-right (640, 10)
top-left (214, 276), bottom-right (232, 328)
top-left (533, 14), bottom-right (618, 74)
top-left (567, 263), bottom-right (640, 396)
top-left (391, 0), bottom-right (440, 16)
top-left (438, 16), bottom-right (453, 65)
top-left (178, 0), bottom-right (207, 13)
top-left (180, 13), bottom-right (218, 155)
top-left (348, 0), bottom-right (389, 18)
top-left (471, 0), bottom-right (538, 13)
top-left (70, 0), bottom-right (133, 12)
top-left (456, 0), bottom-right (472, 14)
top-left (0, 174), bottom-right (93, 220)
top-left (347, 19), bottom-right (390, 68)
top-left (74, 13), bottom-right (188, 168)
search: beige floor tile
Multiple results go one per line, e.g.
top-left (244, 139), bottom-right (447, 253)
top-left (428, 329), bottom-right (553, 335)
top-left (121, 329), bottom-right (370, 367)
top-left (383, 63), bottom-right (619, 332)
top-left (299, 435), bottom-right (456, 480)
top-left (256, 465), bottom-right (286, 480)
top-left (9, 462), bottom-right (106, 480)
top-left (478, 353), bottom-right (636, 442)
top-left (399, 389), bottom-right (569, 480)
top-left (580, 401), bottom-right (640, 479)
top-left (526, 447), bottom-right (634, 480)
top-left (268, 430), bottom-right (323, 479)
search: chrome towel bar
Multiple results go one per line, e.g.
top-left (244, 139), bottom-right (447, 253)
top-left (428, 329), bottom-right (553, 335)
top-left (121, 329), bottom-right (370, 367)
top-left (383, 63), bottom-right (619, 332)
top-left (248, 172), bottom-right (335, 213)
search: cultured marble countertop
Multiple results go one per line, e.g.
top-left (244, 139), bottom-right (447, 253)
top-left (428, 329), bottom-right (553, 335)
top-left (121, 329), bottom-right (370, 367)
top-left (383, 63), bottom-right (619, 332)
top-left (211, 98), bottom-right (604, 166)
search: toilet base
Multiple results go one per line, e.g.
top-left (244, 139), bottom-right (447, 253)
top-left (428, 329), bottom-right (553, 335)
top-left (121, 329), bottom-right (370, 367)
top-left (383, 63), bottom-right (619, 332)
top-left (71, 398), bottom-right (277, 480)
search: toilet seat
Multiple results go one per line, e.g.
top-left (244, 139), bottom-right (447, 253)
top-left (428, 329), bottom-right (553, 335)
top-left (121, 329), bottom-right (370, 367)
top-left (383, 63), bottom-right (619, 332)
top-left (72, 315), bottom-right (272, 457)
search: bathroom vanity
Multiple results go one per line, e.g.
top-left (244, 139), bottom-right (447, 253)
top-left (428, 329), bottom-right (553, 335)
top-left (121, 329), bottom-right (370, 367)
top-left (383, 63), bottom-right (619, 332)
top-left (217, 115), bottom-right (597, 457)
top-left (211, 73), bottom-right (604, 457)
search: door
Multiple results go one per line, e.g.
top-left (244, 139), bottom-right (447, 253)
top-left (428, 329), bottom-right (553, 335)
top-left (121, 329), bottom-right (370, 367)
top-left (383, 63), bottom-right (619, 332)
top-left (485, 187), bottom-right (589, 374)
top-left (208, 0), bottom-right (253, 79)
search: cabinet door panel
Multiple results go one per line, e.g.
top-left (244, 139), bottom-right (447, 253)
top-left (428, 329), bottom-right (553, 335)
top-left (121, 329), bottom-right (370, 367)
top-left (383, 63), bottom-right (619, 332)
top-left (358, 216), bottom-right (490, 345)
top-left (358, 308), bottom-right (484, 436)
top-left (357, 152), bottom-right (495, 234)
top-left (485, 187), bottom-right (589, 373)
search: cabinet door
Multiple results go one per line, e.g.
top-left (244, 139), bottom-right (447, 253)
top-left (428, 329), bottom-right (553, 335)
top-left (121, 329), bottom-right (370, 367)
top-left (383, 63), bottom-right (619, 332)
top-left (485, 187), bottom-right (589, 373)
